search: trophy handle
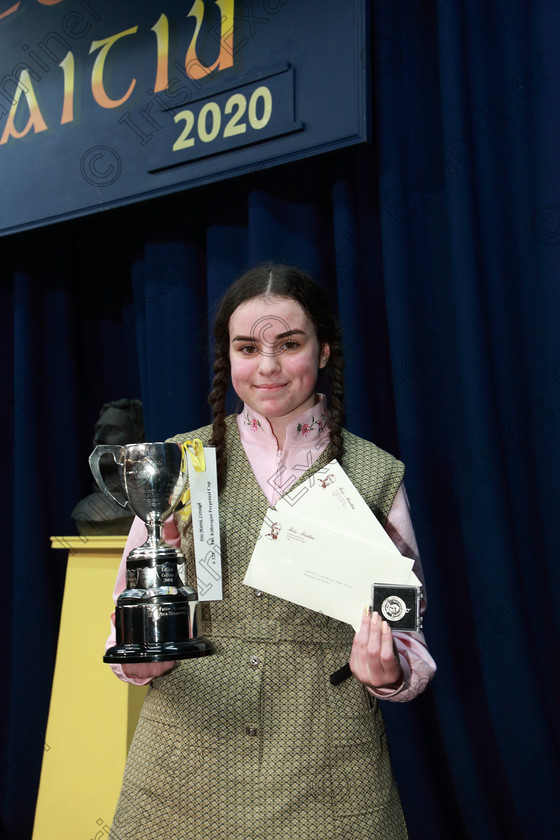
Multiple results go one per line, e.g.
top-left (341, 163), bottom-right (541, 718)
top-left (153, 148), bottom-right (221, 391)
top-left (88, 445), bottom-right (131, 512)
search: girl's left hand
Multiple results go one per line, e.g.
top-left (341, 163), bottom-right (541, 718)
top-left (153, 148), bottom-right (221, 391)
top-left (350, 609), bottom-right (404, 690)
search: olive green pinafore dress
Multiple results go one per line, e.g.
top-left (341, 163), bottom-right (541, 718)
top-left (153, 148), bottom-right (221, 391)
top-left (110, 417), bottom-right (408, 840)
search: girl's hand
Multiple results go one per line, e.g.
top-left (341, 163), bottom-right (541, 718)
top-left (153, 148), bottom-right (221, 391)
top-left (350, 609), bottom-right (404, 690)
top-left (120, 661), bottom-right (176, 681)
top-left (110, 612), bottom-right (175, 681)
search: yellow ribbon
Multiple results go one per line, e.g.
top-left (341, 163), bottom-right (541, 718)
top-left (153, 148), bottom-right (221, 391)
top-left (179, 439), bottom-right (206, 517)
top-left (180, 439), bottom-right (206, 474)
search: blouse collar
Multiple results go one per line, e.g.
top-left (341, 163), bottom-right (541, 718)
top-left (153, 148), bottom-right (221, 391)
top-left (239, 394), bottom-right (330, 447)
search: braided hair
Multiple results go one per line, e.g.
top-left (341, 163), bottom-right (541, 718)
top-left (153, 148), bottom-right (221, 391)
top-left (208, 263), bottom-right (345, 483)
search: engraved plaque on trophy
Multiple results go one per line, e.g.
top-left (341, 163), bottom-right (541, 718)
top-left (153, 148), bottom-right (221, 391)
top-left (89, 442), bottom-right (214, 662)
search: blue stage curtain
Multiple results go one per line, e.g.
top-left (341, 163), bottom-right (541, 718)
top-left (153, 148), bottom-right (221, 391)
top-left (368, 2), bottom-right (560, 836)
top-left (2, 2), bottom-right (560, 838)
top-left (0, 220), bottom-right (143, 839)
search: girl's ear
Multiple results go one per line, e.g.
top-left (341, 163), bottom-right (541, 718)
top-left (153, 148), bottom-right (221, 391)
top-left (319, 343), bottom-right (330, 369)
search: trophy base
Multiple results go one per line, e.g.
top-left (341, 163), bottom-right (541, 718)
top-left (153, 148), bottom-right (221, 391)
top-left (106, 590), bottom-right (214, 664)
top-left (103, 636), bottom-right (214, 663)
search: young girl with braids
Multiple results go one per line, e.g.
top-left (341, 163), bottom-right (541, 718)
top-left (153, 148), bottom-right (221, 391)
top-left (107, 264), bottom-right (436, 840)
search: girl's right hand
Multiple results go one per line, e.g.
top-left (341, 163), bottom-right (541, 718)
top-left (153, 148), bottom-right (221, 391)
top-left (110, 612), bottom-right (175, 681)
top-left (120, 661), bottom-right (175, 681)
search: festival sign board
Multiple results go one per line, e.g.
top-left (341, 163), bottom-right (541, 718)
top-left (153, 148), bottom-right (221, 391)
top-left (0, 0), bottom-right (370, 235)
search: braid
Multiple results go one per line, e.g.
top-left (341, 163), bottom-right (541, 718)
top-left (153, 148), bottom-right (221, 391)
top-left (208, 348), bottom-right (230, 485)
top-left (326, 335), bottom-right (345, 463)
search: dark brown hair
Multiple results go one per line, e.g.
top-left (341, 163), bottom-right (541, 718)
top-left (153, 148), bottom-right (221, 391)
top-left (208, 263), bottom-right (345, 481)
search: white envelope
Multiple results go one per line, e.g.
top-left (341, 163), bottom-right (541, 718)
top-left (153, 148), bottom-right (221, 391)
top-left (275, 459), bottom-right (401, 552)
top-left (243, 508), bottom-right (416, 631)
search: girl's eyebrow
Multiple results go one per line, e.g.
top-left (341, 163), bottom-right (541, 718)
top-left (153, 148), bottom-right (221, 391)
top-left (231, 329), bottom-right (306, 342)
top-left (276, 329), bottom-right (306, 340)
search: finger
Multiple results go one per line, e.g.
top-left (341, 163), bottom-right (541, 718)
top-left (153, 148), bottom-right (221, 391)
top-left (352, 611), bottom-right (382, 682)
top-left (366, 611), bottom-right (382, 657)
top-left (380, 621), bottom-right (404, 683)
top-left (350, 609), bottom-right (371, 674)
top-left (380, 620), bottom-right (396, 665)
top-left (122, 661), bottom-right (174, 680)
top-left (359, 606), bottom-right (372, 637)
top-left (352, 607), bottom-right (372, 652)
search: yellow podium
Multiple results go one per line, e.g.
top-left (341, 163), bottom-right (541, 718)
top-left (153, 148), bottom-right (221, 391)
top-left (32, 537), bottom-right (147, 840)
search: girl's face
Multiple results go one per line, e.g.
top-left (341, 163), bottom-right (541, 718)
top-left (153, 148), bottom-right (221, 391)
top-left (228, 295), bottom-right (330, 425)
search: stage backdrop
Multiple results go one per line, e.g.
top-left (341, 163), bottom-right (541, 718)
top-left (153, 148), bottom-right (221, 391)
top-left (0, 0), bottom-right (369, 234)
top-left (2, 1), bottom-right (560, 839)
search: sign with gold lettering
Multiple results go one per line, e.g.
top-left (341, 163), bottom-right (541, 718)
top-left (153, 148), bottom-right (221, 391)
top-left (0, 0), bottom-right (370, 235)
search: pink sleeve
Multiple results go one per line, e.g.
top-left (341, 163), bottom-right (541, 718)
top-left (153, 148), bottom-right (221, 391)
top-left (106, 515), bottom-right (181, 685)
top-left (366, 484), bottom-right (437, 703)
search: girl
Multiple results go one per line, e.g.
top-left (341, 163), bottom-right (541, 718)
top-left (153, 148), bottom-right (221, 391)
top-left (108, 264), bottom-right (436, 840)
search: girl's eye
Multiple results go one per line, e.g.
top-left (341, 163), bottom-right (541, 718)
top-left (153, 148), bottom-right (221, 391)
top-left (236, 340), bottom-right (299, 354)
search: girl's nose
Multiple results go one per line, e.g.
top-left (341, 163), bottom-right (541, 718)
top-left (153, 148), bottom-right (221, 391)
top-left (257, 350), bottom-right (282, 374)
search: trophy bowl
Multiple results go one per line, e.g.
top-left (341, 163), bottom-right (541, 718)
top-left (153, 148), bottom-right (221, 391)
top-left (89, 442), bottom-right (214, 663)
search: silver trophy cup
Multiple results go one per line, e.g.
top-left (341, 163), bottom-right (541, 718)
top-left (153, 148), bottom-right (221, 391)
top-left (89, 442), bottom-right (214, 662)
